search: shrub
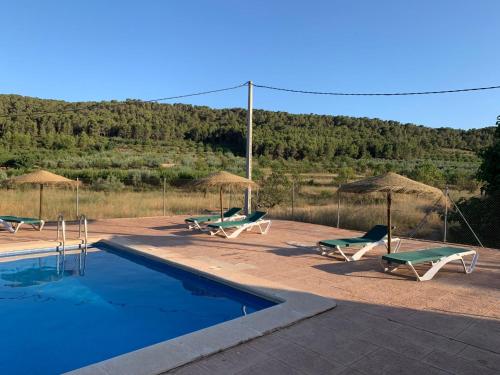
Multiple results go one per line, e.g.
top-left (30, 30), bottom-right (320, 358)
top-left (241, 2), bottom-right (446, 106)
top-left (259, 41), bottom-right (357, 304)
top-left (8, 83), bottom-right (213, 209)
top-left (91, 176), bottom-right (125, 192)
top-left (256, 170), bottom-right (291, 209)
top-left (409, 162), bottom-right (445, 188)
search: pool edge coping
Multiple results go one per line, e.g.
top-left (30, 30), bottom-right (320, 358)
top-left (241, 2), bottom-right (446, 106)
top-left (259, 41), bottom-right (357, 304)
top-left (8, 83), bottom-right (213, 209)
top-left (61, 237), bottom-right (337, 375)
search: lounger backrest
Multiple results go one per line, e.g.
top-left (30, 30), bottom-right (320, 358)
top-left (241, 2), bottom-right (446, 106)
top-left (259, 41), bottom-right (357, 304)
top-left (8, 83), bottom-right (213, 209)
top-left (247, 211), bottom-right (267, 222)
top-left (362, 225), bottom-right (388, 241)
top-left (224, 207), bottom-right (242, 218)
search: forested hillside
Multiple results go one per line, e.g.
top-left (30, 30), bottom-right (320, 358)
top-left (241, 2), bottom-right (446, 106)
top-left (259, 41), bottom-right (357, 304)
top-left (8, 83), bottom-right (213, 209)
top-left (0, 94), bottom-right (494, 160)
top-left (0, 94), bottom-right (494, 190)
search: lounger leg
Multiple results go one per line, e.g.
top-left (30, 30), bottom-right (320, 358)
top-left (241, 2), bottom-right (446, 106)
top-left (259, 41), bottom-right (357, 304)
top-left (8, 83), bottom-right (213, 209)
top-left (383, 238), bottom-right (402, 253)
top-left (351, 242), bottom-right (378, 261)
top-left (187, 221), bottom-right (202, 230)
top-left (209, 227), bottom-right (222, 236)
top-left (407, 262), bottom-right (424, 281)
top-left (259, 221), bottom-right (271, 235)
top-left (13, 222), bottom-right (23, 234)
top-left (29, 221), bottom-right (45, 231)
top-left (461, 252), bottom-right (479, 274)
top-left (410, 251), bottom-right (478, 281)
top-left (225, 225), bottom-right (247, 239)
top-left (317, 242), bottom-right (328, 255)
top-left (380, 258), bottom-right (400, 273)
top-left (210, 226), bottom-right (236, 239)
top-left (211, 221), bottom-right (271, 239)
top-left (317, 243), bottom-right (351, 261)
top-left (0, 220), bottom-right (15, 233)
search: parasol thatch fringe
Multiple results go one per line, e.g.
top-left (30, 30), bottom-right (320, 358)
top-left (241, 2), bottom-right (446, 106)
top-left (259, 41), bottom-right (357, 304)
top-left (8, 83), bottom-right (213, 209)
top-left (193, 171), bottom-right (257, 189)
top-left (338, 172), bottom-right (442, 197)
top-left (7, 170), bottom-right (80, 187)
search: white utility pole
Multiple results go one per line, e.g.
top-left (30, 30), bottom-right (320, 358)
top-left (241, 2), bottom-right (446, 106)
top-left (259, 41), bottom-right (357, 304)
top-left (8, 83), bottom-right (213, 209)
top-left (443, 186), bottom-right (448, 242)
top-left (245, 81), bottom-right (253, 215)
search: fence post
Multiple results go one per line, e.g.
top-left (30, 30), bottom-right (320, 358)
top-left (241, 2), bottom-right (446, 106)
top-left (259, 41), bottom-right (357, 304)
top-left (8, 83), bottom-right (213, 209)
top-left (162, 178), bottom-right (166, 216)
top-left (76, 177), bottom-right (79, 219)
top-left (337, 185), bottom-right (341, 228)
top-left (443, 186), bottom-right (448, 242)
top-left (291, 180), bottom-right (295, 219)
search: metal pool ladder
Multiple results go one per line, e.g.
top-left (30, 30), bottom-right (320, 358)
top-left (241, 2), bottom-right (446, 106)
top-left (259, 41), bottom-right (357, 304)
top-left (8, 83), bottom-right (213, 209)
top-left (56, 214), bottom-right (66, 273)
top-left (56, 214), bottom-right (89, 275)
top-left (56, 213), bottom-right (66, 257)
top-left (78, 214), bottom-right (88, 275)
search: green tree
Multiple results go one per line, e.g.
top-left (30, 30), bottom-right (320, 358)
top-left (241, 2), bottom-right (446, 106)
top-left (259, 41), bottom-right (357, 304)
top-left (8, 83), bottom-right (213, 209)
top-left (256, 170), bottom-right (291, 209)
top-left (477, 116), bottom-right (500, 193)
top-left (409, 162), bottom-right (445, 188)
top-left (449, 115), bottom-right (500, 248)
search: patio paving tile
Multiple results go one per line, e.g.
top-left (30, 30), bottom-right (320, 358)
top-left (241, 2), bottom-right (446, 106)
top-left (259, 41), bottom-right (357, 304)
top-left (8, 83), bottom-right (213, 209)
top-left (266, 341), bottom-right (346, 375)
top-left (350, 348), bottom-right (449, 375)
top-left (455, 319), bottom-right (500, 352)
top-left (423, 349), bottom-right (498, 375)
top-left (458, 345), bottom-right (500, 371)
top-left (393, 309), bottom-right (475, 337)
top-left (167, 363), bottom-right (206, 375)
top-left (196, 345), bottom-right (269, 374)
top-left (337, 367), bottom-right (366, 375)
top-left (235, 357), bottom-right (305, 375)
top-left (357, 328), bottom-right (433, 360)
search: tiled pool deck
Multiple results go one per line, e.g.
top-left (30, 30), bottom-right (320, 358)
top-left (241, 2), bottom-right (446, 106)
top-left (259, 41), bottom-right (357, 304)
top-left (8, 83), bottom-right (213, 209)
top-left (1, 216), bottom-right (499, 374)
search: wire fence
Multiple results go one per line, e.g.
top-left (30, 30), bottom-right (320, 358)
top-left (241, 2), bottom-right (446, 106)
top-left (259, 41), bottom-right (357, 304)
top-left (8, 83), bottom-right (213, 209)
top-left (0, 181), bottom-right (498, 250)
top-left (268, 184), bottom-right (498, 250)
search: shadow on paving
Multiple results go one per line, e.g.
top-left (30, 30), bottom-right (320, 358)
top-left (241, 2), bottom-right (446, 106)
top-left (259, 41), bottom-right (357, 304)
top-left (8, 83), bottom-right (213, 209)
top-left (103, 232), bottom-right (279, 253)
top-left (167, 299), bottom-right (500, 375)
top-left (100, 229), bottom-right (500, 292)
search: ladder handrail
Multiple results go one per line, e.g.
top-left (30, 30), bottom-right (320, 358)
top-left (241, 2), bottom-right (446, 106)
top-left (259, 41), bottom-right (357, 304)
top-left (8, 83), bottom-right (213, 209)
top-left (56, 213), bottom-right (66, 249)
top-left (78, 214), bottom-right (88, 275)
top-left (56, 214), bottom-right (89, 276)
top-left (78, 214), bottom-right (88, 254)
top-left (56, 214), bottom-right (66, 274)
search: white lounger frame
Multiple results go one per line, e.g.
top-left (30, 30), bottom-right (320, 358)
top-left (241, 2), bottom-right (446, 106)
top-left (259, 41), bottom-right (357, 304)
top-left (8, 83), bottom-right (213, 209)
top-left (0, 219), bottom-right (45, 234)
top-left (380, 249), bottom-right (478, 281)
top-left (187, 215), bottom-right (246, 230)
top-left (317, 237), bottom-right (401, 262)
top-left (209, 219), bottom-right (272, 239)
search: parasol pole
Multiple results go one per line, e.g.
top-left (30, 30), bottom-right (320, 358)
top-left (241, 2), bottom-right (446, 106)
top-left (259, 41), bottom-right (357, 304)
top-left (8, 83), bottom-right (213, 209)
top-left (220, 186), bottom-right (224, 222)
top-left (76, 177), bottom-right (80, 219)
top-left (337, 185), bottom-right (341, 228)
top-left (39, 184), bottom-right (44, 220)
top-left (387, 190), bottom-right (392, 253)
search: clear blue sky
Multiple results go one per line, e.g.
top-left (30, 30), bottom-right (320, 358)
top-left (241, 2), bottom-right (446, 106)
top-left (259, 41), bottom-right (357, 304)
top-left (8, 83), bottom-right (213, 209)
top-left (1, 0), bottom-right (499, 129)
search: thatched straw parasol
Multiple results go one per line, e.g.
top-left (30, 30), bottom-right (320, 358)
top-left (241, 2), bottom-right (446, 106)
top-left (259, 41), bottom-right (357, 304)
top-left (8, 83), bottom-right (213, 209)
top-left (193, 171), bottom-right (257, 221)
top-left (338, 172), bottom-right (443, 253)
top-left (8, 170), bottom-right (79, 219)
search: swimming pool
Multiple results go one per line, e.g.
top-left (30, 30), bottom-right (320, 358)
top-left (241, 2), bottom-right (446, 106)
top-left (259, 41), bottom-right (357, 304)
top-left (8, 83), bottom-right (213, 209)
top-left (0, 243), bottom-right (276, 374)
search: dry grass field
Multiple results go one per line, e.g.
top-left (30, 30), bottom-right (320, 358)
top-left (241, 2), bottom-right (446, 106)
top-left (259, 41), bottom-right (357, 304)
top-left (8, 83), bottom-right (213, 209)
top-left (0, 184), bottom-right (447, 241)
top-left (270, 194), bottom-right (444, 240)
top-left (0, 187), bottom-right (243, 220)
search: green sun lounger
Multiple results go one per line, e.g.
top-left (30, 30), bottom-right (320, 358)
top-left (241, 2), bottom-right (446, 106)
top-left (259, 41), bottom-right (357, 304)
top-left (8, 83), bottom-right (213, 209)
top-left (381, 246), bottom-right (478, 281)
top-left (318, 225), bottom-right (400, 261)
top-left (207, 211), bottom-right (271, 239)
top-left (185, 207), bottom-right (243, 230)
top-left (0, 216), bottom-right (45, 234)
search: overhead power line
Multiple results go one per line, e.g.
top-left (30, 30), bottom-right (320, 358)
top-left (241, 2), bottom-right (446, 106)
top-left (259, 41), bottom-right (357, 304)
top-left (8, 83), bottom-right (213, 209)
top-left (142, 82), bottom-right (247, 102)
top-left (1, 80), bottom-right (500, 119)
top-left (252, 83), bottom-right (500, 96)
top-left (0, 82), bottom-right (247, 119)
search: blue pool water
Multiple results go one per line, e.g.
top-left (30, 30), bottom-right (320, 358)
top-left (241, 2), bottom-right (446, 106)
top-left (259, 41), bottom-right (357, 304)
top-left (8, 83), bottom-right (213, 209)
top-left (0, 244), bottom-right (276, 374)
